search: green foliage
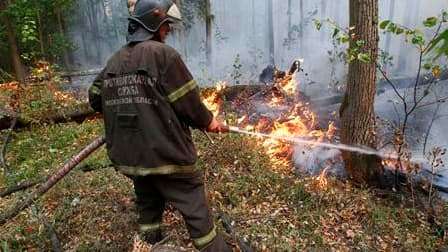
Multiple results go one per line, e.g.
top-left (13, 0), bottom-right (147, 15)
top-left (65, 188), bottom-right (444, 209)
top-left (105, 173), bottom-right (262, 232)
top-left (290, 181), bottom-right (311, 202)
top-left (0, 0), bottom-right (75, 72)
top-left (313, 19), bottom-right (322, 30)
top-left (357, 53), bottom-right (371, 63)
top-left (379, 10), bottom-right (448, 67)
top-left (314, 18), bottom-right (371, 64)
top-left (423, 17), bottom-right (438, 28)
top-left (428, 29), bottom-right (448, 59)
top-left (0, 68), bottom-right (14, 83)
top-left (380, 11), bottom-right (448, 56)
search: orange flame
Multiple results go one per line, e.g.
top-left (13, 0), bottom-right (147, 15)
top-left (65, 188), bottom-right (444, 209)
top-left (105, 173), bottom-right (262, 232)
top-left (204, 74), bottom-right (337, 173)
top-left (202, 81), bottom-right (226, 117)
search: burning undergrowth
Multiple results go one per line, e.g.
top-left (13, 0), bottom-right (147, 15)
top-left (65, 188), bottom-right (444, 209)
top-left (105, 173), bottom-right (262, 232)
top-left (1, 75), bottom-right (447, 250)
top-left (202, 73), bottom-right (343, 184)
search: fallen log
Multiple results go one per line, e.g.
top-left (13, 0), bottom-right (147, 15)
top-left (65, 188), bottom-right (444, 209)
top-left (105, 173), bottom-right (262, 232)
top-left (0, 104), bottom-right (97, 130)
top-left (0, 137), bottom-right (106, 226)
top-left (58, 68), bottom-right (102, 78)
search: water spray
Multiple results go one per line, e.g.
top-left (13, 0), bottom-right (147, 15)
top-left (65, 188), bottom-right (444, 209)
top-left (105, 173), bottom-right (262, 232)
top-left (227, 126), bottom-right (426, 164)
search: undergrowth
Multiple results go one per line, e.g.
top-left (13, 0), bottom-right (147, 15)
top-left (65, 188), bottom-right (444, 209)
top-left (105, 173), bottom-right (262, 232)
top-left (0, 120), bottom-right (446, 251)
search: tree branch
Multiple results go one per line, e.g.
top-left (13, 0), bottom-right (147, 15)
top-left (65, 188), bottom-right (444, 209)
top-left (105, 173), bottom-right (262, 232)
top-left (0, 137), bottom-right (105, 226)
top-left (413, 50), bottom-right (424, 106)
top-left (376, 64), bottom-right (405, 102)
top-left (0, 178), bottom-right (45, 197)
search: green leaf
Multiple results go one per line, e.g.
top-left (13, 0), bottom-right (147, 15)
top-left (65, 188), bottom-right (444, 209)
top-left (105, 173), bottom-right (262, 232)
top-left (357, 53), bottom-right (371, 63)
top-left (432, 65), bottom-right (441, 77)
top-left (338, 34), bottom-right (350, 44)
top-left (423, 63), bottom-right (432, 70)
top-left (380, 20), bottom-right (390, 30)
top-left (423, 17), bottom-right (438, 27)
top-left (356, 39), bottom-right (366, 47)
top-left (443, 11), bottom-right (448, 22)
top-left (427, 29), bottom-right (448, 58)
top-left (388, 23), bottom-right (397, 33)
top-left (332, 28), bottom-right (340, 38)
top-left (347, 54), bottom-right (356, 63)
top-left (314, 19), bottom-right (322, 30)
top-left (412, 35), bottom-right (425, 46)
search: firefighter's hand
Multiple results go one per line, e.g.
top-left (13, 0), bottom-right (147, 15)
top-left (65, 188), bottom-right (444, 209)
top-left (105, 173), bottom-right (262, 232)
top-left (206, 118), bottom-right (229, 133)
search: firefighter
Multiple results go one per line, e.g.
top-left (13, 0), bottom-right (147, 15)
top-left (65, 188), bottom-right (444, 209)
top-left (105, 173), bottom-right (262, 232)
top-left (88, 0), bottom-right (232, 251)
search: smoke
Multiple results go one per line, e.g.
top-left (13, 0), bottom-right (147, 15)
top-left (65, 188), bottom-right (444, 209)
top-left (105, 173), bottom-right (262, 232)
top-left (66, 0), bottom-right (447, 188)
top-left (293, 146), bottom-right (341, 176)
top-left (375, 79), bottom-right (448, 190)
top-left (67, 0), bottom-right (446, 88)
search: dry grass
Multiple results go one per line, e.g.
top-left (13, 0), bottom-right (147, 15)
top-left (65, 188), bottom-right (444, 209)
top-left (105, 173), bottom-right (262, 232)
top-left (0, 120), bottom-right (447, 251)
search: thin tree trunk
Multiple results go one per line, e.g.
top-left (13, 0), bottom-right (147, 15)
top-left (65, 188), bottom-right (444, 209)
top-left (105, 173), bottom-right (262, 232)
top-left (56, 7), bottom-right (70, 69)
top-left (1, 0), bottom-right (25, 83)
top-left (205, 0), bottom-right (212, 72)
top-left (340, 0), bottom-right (385, 187)
top-left (267, 0), bottom-right (275, 65)
top-left (34, 0), bottom-right (45, 56)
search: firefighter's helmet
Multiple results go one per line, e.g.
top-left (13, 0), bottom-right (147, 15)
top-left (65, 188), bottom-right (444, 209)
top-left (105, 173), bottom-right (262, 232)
top-left (127, 0), bottom-right (182, 43)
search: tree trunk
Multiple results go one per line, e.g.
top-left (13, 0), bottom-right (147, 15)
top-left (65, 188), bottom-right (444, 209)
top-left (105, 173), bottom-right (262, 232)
top-left (340, 0), bottom-right (385, 187)
top-left (55, 7), bottom-right (70, 69)
top-left (3, 17), bottom-right (25, 83)
top-left (267, 0), bottom-right (274, 65)
top-left (1, 0), bottom-right (25, 82)
top-left (205, 0), bottom-right (212, 71)
top-left (34, 0), bottom-right (45, 57)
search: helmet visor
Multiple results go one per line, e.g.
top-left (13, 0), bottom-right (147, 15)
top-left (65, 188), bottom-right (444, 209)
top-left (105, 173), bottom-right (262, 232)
top-left (166, 3), bottom-right (182, 23)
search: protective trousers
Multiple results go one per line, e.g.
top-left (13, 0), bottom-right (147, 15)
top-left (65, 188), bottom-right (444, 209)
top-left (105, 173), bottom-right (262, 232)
top-left (131, 171), bottom-right (232, 252)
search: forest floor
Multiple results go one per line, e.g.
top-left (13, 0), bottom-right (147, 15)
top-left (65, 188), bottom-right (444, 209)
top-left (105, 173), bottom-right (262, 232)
top-left (0, 80), bottom-right (447, 251)
top-left (0, 119), bottom-right (447, 251)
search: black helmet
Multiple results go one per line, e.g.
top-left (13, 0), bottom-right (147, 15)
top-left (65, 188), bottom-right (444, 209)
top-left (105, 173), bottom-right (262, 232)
top-left (127, 0), bottom-right (182, 43)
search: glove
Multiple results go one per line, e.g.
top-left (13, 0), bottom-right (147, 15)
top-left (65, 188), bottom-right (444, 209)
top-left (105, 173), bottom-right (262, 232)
top-left (206, 118), bottom-right (229, 133)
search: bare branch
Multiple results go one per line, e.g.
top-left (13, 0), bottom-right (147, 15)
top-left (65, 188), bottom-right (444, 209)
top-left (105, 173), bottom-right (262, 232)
top-left (0, 178), bottom-right (45, 197)
top-left (413, 50), bottom-right (424, 106)
top-left (376, 64), bottom-right (405, 102)
top-left (0, 137), bottom-right (105, 226)
top-left (416, 96), bottom-right (448, 110)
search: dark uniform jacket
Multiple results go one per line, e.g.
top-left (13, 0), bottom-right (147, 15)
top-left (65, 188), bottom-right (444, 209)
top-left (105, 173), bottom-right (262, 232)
top-left (88, 40), bottom-right (213, 176)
